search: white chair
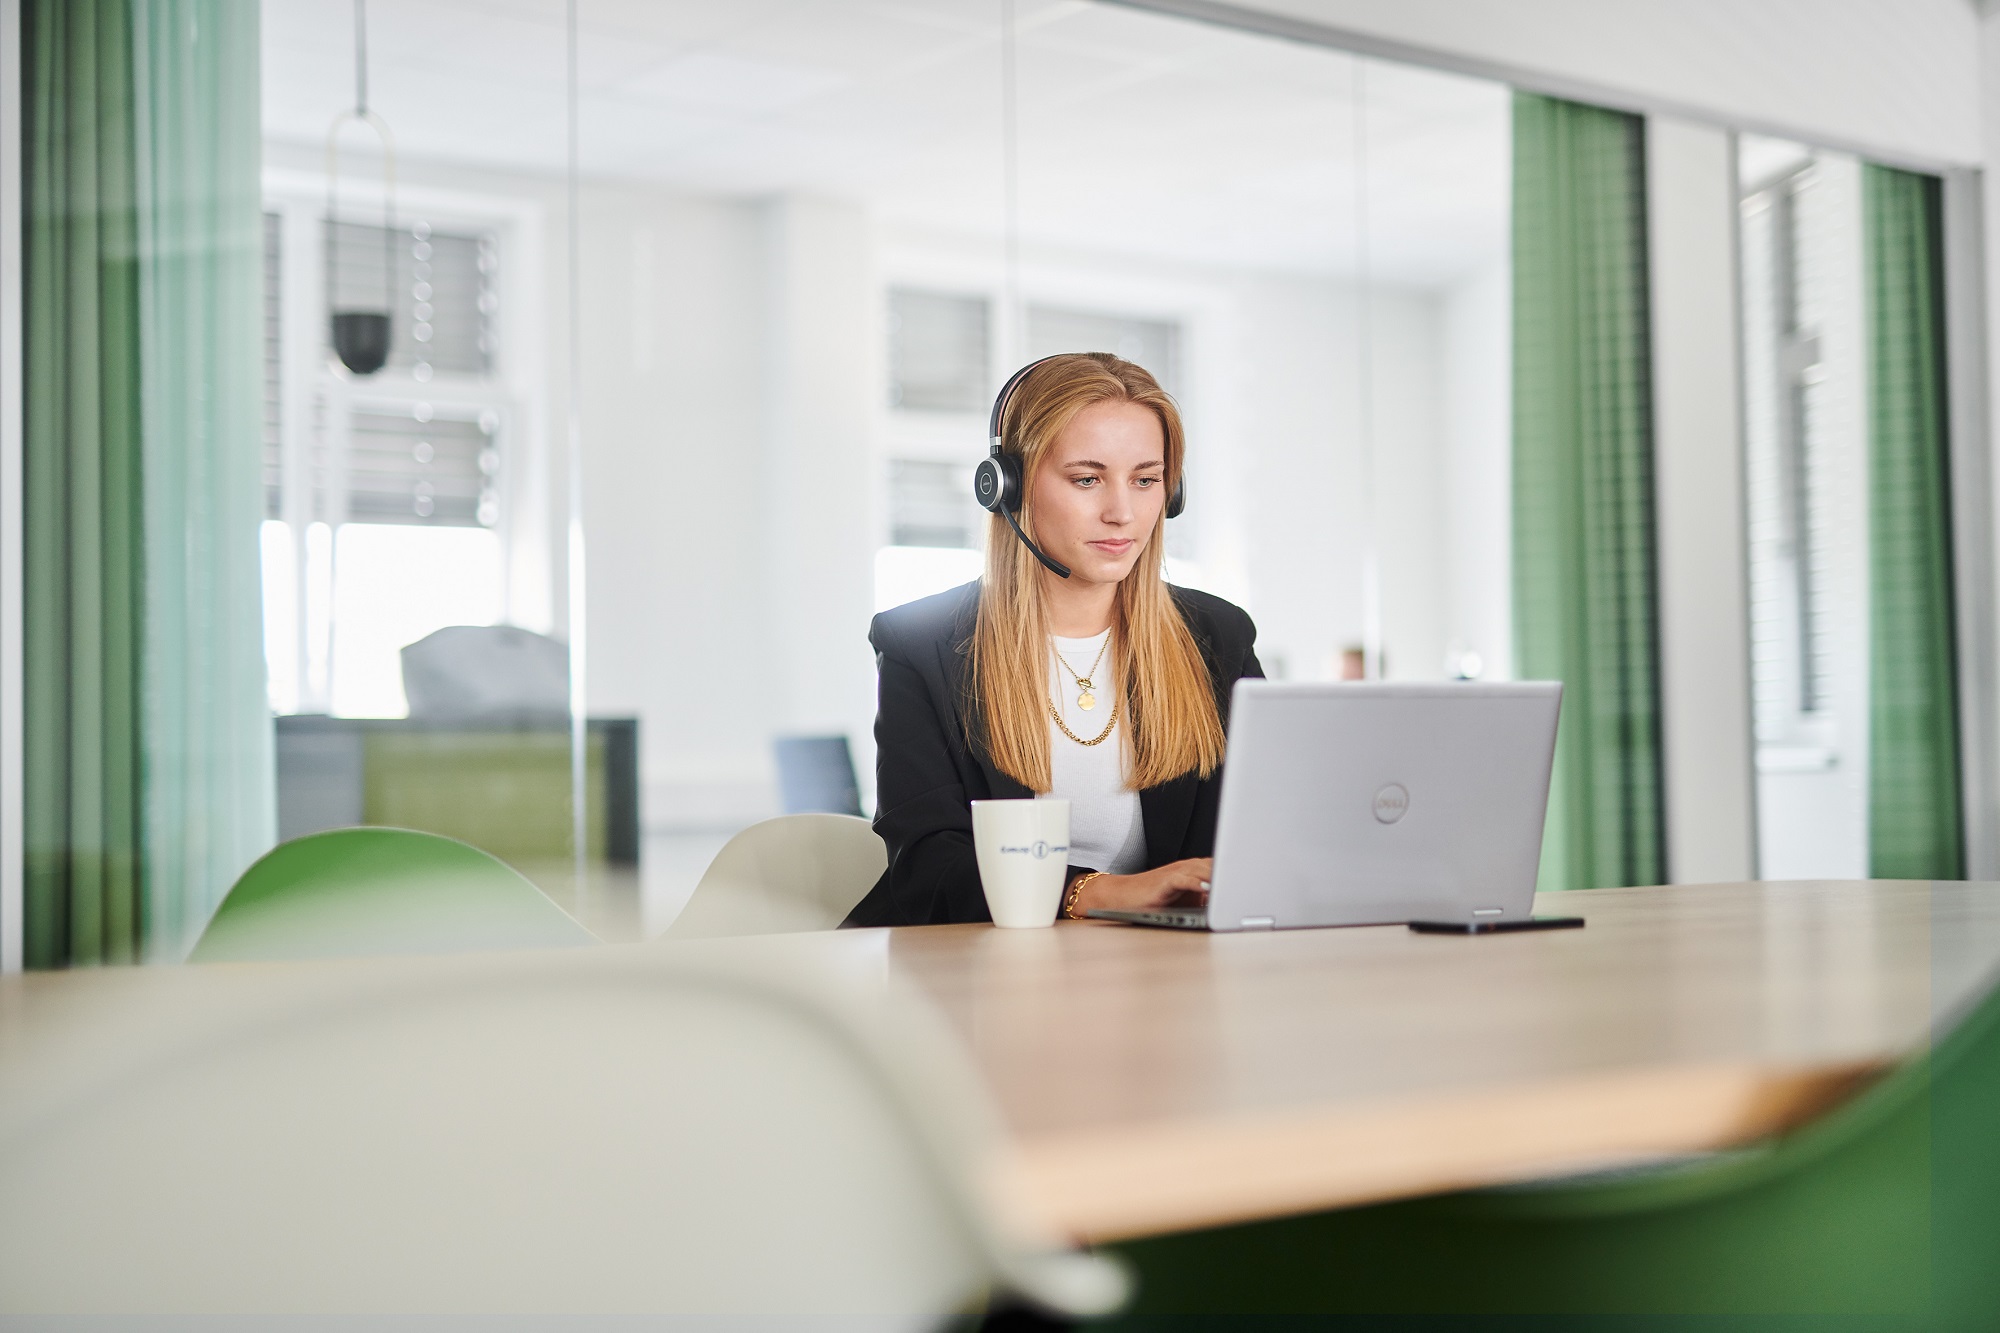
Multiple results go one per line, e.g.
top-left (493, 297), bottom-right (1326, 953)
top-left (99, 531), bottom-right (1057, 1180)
top-left (0, 946), bottom-right (1126, 1327)
top-left (667, 812), bottom-right (887, 939)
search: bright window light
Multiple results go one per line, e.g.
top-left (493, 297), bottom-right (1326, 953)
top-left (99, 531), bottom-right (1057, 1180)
top-left (874, 545), bottom-right (983, 613)
top-left (260, 520), bottom-right (299, 715)
top-left (305, 521), bottom-right (334, 706)
top-left (330, 524), bottom-right (505, 718)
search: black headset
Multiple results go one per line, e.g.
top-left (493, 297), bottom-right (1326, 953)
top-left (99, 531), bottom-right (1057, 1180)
top-left (973, 355), bottom-right (1187, 580)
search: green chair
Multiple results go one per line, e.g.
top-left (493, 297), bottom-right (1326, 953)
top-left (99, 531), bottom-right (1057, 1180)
top-left (1096, 973), bottom-right (2000, 1329)
top-left (189, 827), bottom-right (597, 964)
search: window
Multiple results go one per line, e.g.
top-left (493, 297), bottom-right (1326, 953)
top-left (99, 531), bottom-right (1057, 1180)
top-left (261, 199), bottom-right (522, 717)
top-left (344, 409), bottom-right (499, 527)
top-left (888, 288), bottom-right (989, 411)
top-left (1742, 167), bottom-right (1833, 738)
top-left (1742, 152), bottom-right (1852, 757)
top-left (888, 458), bottom-right (974, 549)
top-left (1739, 137), bottom-right (1870, 877)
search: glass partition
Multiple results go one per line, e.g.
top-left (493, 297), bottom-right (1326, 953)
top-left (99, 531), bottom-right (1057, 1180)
top-left (256, 0), bottom-right (611, 928)
top-left (16, 0), bottom-right (1513, 958)
top-left (576, 2), bottom-right (1511, 928)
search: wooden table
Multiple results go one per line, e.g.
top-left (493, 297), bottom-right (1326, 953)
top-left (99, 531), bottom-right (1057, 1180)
top-left (7, 879), bottom-right (1998, 1250)
top-left (856, 879), bottom-right (2000, 1242)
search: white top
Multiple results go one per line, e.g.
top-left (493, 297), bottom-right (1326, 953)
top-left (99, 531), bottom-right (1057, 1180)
top-left (1040, 630), bottom-right (1146, 874)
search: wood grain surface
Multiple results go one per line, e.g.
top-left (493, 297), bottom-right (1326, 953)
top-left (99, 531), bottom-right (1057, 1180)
top-left (874, 879), bottom-right (2000, 1240)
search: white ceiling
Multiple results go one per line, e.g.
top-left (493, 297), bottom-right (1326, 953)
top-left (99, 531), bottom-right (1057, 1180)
top-left (262, 0), bottom-right (1510, 286)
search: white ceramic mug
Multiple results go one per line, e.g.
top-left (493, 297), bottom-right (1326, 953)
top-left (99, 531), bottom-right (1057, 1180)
top-left (971, 798), bottom-right (1071, 928)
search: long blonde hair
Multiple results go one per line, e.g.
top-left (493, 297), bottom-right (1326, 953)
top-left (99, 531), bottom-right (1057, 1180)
top-left (969, 353), bottom-right (1226, 792)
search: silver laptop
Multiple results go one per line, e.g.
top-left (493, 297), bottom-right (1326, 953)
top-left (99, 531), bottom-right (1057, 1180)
top-left (1089, 680), bottom-right (1562, 931)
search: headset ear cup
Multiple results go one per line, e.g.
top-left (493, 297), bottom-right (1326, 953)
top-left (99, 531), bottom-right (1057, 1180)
top-left (974, 454), bottom-right (1023, 514)
top-left (1167, 476), bottom-right (1187, 520)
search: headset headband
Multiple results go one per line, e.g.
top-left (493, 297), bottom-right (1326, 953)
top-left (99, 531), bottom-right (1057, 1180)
top-left (988, 354), bottom-right (1063, 453)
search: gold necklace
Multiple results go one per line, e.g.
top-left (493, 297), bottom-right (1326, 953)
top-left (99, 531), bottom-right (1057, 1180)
top-left (1052, 634), bottom-right (1111, 711)
top-left (1050, 691), bottom-right (1119, 746)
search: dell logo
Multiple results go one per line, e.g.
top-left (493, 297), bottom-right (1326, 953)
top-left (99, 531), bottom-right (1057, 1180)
top-left (1373, 782), bottom-right (1409, 824)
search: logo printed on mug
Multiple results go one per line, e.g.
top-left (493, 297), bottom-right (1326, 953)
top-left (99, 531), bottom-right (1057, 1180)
top-left (1000, 842), bottom-right (1069, 857)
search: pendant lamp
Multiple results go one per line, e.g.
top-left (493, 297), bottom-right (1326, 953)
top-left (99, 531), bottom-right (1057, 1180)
top-left (326, 0), bottom-right (396, 376)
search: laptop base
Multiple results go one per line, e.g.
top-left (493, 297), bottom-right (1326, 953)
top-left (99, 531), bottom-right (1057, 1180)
top-left (1084, 907), bottom-right (1209, 930)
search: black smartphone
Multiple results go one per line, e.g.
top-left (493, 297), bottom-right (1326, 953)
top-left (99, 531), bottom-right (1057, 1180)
top-left (1408, 916), bottom-right (1585, 935)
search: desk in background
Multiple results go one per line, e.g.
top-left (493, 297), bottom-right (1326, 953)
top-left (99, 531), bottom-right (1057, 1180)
top-left (276, 715), bottom-right (640, 864)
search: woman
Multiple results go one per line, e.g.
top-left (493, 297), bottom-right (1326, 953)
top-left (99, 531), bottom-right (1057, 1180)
top-left (845, 352), bottom-right (1262, 927)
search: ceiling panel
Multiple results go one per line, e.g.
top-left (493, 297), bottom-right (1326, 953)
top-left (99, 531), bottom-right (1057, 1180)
top-left (263, 0), bottom-right (1509, 285)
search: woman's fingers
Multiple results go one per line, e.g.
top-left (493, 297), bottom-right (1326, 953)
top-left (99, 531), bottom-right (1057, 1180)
top-left (1146, 860), bottom-right (1212, 906)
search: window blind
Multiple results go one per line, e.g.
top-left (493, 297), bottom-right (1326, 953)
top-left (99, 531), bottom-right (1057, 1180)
top-left (345, 409), bottom-right (498, 528)
top-left (888, 289), bottom-right (989, 411)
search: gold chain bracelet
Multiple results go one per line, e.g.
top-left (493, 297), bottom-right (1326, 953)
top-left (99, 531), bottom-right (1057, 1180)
top-left (1063, 870), bottom-right (1103, 920)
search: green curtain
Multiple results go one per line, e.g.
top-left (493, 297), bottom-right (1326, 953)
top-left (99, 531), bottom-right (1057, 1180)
top-left (132, 0), bottom-right (275, 957)
top-left (1863, 165), bottom-right (1963, 881)
top-left (1511, 93), bottom-right (1664, 893)
top-left (22, 0), bottom-right (272, 968)
top-left (22, 0), bottom-right (146, 966)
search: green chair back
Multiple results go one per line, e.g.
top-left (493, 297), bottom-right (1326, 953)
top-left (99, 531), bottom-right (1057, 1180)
top-left (1099, 970), bottom-right (2000, 1328)
top-left (189, 827), bottom-right (597, 964)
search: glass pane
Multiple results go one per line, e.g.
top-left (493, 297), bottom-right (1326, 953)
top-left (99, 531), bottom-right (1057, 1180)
top-left (258, 0), bottom-right (594, 930)
top-left (247, 0), bottom-right (1510, 940)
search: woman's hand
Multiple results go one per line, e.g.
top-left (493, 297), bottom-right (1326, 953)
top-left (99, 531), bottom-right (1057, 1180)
top-left (1074, 859), bottom-right (1212, 915)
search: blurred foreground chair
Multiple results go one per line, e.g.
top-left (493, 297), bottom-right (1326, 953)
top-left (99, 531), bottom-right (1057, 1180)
top-left (1096, 972), bottom-right (2000, 1326)
top-left (666, 813), bottom-right (885, 940)
top-left (0, 946), bottom-right (1126, 1326)
top-left (189, 827), bottom-right (596, 964)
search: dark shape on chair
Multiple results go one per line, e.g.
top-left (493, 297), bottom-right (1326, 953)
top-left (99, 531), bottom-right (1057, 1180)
top-left (774, 735), bottom-right (863, 817)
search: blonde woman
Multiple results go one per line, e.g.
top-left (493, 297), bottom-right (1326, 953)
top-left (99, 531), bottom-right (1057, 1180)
top-left (845, 353), bottom-right (1261, 927)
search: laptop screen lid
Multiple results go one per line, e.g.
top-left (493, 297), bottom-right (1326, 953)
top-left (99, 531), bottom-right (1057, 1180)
top-left (1207, 681), bottom-right (1561, 931)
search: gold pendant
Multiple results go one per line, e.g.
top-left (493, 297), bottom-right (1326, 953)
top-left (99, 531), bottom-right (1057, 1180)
top-left (1077, 690), bottom-right (1096, 711)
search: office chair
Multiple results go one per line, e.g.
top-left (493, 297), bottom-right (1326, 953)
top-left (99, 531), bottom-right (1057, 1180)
top-left (666, 813), bottom-right (886, 939)
top-left (773, 734), bottom-right (865, 817)
top-left (0, 945), bottom-right (1128, 1325)
top-left (189, 826), bottom-right (596, 963)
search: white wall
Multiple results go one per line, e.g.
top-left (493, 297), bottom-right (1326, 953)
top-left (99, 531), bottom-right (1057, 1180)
top-left (577, 188), bottom-right (774, 830)
top-left (757, 197), bottom-right (883, 808)
top-left (1440, 262), bottom-right (1511, 682)
top-left (1647, 118), bottom-right (1757, 885)
top-left (582, 190), bottom-right (883, 830)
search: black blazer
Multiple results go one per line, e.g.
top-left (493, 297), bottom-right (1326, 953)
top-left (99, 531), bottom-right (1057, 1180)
top-left (844, 580), bottom-right (1263, 927)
